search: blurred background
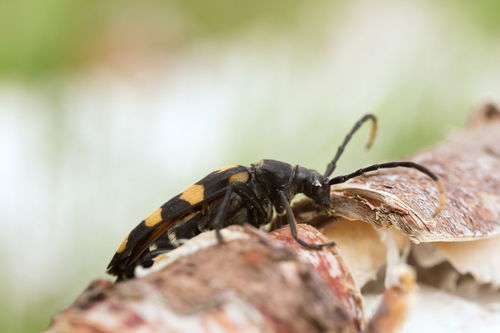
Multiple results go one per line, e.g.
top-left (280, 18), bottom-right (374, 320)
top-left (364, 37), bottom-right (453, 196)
top-left (1, 0), bottom-right (500, 331)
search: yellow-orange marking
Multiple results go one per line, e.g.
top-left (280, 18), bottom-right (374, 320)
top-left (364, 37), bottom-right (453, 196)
top-left (229, 171), bottom-right (249, 183)
top-left (116, 234), bottom-right (129, 253)
top-left (131, 219), bottom-right (177, 264)
top-left (144, 208), bottom-right (163, 227)
top-left (180, 184), bottom-right (205, 205)
top-left (216, 165), bottom-right (238, 173)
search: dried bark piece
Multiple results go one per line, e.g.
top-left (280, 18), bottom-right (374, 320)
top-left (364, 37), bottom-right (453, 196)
top-left (365, 265), bottom-right (416, 333)
top-left (292, 105), bottom-right (500, 288)
top-left (329, 113), bottom-right (500, 242)
top-left (413, 234), bottom-right (500, 288)
top-left (47, 105), bottom-right (500, 332)
top-left (293, 201), bottom-right (411, 289)
top-left (321, 217), bottom-right (407, 288)
top-left (365, 285), bottom-right (500, 332)
top-left (467, 102), bottom-right (500, 127)
top-left (271, 224), bottom-right (365, 329)
top-left (46, 225), bottom-right (365, 333)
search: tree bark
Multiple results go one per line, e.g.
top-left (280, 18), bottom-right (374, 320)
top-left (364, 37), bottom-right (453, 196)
top-left (327, 104), bottom-right (500, 242)
top-left (47, 225), bottom-right (367, 333)
top-left (46, 104), bottom-right (500, 332)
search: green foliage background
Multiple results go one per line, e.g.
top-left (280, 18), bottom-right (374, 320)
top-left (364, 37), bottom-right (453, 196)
top-left (1, 1), bottom-right (500, 332)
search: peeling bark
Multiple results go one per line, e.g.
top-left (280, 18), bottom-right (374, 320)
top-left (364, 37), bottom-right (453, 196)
top-left (294, 104), bottom-right (500, 288)
top-left (328, 105), bottom-right (500, 242)
top-left (47, 225), bottom-right (417, 333)
top-left (46, 105), bottom-right (500, 332)
top-left (46, 225), bottom-right (366, 333)
top-left (364, 266), bottom-right (416, 333)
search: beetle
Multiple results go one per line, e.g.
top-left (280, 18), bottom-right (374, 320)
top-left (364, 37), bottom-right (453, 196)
top-left (107, 114), bottom-right (446, 280)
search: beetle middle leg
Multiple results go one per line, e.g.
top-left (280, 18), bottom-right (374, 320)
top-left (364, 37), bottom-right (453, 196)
top-left (277, 191), bottom-right (336, 250)
top-left (211, 182), bottom-right (267, 243)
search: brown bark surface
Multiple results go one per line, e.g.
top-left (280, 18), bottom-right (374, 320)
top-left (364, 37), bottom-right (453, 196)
top-left (47, 105), bottom-right (500, 332)
top-left (329, 105), bottom-right (500, 242)
top-left (46, 225), bottom-right (366, 333)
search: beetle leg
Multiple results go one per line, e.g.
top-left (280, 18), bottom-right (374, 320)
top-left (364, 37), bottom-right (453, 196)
top-left (139, 248), bottom-right (171, 266)
top-left (212, 185), bottom-right (235, 243)
top-left (277, 191), bottom-right (337, 250)
top-left (324, 114), bottom-right (377, 177)
top-left (231, 182), bottom-right (268, 220)
top-left (212, 181), bottom-right (268, 243)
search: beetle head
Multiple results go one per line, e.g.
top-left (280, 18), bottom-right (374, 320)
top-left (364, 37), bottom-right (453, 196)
top-left (295, 167), bottom-right (331, 207)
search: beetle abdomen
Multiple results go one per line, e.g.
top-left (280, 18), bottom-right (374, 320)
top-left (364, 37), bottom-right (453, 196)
top-left (107, 165), bottom-right (252, 278)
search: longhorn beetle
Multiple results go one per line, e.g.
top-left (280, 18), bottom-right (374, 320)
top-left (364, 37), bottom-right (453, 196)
top-left (107, 114), bottom-right (446, 280)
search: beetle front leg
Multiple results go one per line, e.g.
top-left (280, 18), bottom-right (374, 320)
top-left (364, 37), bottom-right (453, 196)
top-left (277, 191), bottom-right (336, 250)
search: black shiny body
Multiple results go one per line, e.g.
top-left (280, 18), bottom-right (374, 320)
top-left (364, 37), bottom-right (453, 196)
top-left (107, 114), bottom-right (444, 280)
top-left (113, 159), bottom-right (328, 279)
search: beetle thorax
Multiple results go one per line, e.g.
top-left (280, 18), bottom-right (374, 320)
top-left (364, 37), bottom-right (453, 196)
top-left (252, 159), bottom-right (331, 208)
top-left (252, 159), bottom-right (295, 191)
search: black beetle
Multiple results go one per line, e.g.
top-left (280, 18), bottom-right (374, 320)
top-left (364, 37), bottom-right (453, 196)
top-left (107, 114), bottom-right (445, 280)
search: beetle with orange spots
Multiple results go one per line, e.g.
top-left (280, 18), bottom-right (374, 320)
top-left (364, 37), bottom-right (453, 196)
top-left (107, 114), bottom-right (446, 281)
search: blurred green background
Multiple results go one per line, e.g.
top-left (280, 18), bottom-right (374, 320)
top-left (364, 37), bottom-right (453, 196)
top-left (1, 0), bottom-right (500, 332)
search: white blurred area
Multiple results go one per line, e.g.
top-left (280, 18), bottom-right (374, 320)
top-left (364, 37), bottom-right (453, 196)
top-left (1, 0), bottom-right (500, 328)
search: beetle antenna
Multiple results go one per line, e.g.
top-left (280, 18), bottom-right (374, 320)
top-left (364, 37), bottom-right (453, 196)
top-left (329, 161), bottom-right (446, 217)
top-left (324, 114), bottom-right (377, 178)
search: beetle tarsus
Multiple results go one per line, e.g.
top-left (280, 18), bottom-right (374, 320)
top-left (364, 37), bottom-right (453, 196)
top-left (215, 227), bottom-right (224, 243)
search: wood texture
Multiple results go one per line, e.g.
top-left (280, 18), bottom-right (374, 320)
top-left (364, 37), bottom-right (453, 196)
top-left (47, 105), bottom-right (500, 332)
top-left (46, 225), bottom-right (366, 333)
top-left (329, 105), bottom-right (500, 242)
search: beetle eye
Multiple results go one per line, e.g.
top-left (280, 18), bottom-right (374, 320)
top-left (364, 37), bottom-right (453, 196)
top-left (312, 179), bottom-right (321, 187)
